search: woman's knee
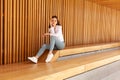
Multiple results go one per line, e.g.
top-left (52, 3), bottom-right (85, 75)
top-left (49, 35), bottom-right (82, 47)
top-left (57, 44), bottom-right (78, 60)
top-left (42, 44), bottom-right (50, 49)
top-left (57, 44), bottom-right (65, 50)
top-left (42, 44), bottom-right (47, 47)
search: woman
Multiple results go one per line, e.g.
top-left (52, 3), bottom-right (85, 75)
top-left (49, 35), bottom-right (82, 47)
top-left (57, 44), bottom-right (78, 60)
top-left (28, 16), bottom-right (65, 63)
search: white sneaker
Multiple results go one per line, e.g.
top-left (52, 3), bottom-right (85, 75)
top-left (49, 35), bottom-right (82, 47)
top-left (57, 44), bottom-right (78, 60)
top-left (28, 57), bottom-right (38, 64)
top-left (45, 53), bottom-right (54, 63)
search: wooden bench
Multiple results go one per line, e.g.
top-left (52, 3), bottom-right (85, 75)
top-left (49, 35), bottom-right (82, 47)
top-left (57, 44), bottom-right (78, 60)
top-left (39, 42), bottom-right (120, 62)
top-left (1, 49), bottom-right (120, 80)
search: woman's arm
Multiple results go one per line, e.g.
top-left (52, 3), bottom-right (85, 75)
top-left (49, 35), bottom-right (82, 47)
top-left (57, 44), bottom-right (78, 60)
top-left (50, 26), bottom-right (62, 37)
top-left (43, 26), bottom-right (62, 37)
top-left (42, 26), bottom-right (54, 37)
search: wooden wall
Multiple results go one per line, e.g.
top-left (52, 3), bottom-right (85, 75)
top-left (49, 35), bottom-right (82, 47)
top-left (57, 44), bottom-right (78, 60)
top-left (0, 0), bottom-right (120, 65)
top-left (84, 1), bottom-right (120, 44)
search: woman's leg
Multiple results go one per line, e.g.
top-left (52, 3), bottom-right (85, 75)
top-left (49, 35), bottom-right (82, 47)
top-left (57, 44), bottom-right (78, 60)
top-left (46, 36), bottom-right (65, 62)
top-left (48, 36), bottom-right (56, 54)
top-left (50, 36), bottom-right (65, 50)
top-left (35, 44), bottom-right (50, 58)
top-left (45, 36), bottom-right (56, 62)
top-left (28, 44), bottom-right (50, 63)
top-left (33, 36), bottom-right (64, 57)
top-left (28, 36), bottom-right (65, 63)
top-left (54, 38), bottom-right (65, 50)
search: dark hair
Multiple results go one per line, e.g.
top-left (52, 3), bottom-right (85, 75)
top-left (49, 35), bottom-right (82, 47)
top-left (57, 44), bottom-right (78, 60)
top-left (49, 16), bottom-right (60, 28)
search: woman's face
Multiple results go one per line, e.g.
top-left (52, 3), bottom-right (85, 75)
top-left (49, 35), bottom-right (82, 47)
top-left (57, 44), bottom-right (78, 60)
top-left (50, 18), bottom-right (57, 27)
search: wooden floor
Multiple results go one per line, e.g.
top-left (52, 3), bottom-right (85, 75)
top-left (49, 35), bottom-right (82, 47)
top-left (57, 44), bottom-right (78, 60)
top-left (1, 49), bottom-right (120, 80)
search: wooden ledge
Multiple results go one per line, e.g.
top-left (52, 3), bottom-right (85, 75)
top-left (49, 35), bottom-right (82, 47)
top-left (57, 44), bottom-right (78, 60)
top-left (60, 42), bottom-right (120, 56)
top-left (46, 42), bottom-right (120, 62)
top-left (1, 49), bottom-right (120, 80)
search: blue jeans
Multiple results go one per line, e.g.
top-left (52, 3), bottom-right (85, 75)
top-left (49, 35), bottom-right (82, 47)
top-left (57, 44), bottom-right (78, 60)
top-left (36, 36), bottom-right (65, 57)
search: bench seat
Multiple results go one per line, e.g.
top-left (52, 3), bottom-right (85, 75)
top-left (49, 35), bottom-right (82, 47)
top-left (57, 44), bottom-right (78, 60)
top-left (40, 42), bottom-right (120, 62)
top-left (1, 49), bottom-right (120, 80)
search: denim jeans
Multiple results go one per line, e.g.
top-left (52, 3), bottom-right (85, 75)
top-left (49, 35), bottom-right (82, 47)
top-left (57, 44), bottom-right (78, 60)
top-left (36, 36), bottom-right (65, 57)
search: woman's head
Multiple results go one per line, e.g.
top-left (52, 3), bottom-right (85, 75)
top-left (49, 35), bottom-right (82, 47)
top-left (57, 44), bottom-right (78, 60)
top-left (49, 16), bottom-right (60, 27)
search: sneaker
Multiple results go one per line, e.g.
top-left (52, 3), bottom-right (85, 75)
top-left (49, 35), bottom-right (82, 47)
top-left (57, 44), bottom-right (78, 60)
top-left (45, 53), bottom-right (54, 63)
top-left (28, 57), bottom-right (38, 64)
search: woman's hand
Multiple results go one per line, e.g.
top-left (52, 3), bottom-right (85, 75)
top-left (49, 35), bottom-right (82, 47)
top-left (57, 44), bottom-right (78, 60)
top-left (44, 33), bottom-right (50, 36)
top-left (42, 33), bottom-right (50, 37)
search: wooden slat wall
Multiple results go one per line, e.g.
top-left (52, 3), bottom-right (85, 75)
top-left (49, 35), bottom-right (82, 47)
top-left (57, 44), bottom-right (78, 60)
top-left (1, 0), bottom-right (120, 65)
top-left (83, 1), bottom-right (120, 44)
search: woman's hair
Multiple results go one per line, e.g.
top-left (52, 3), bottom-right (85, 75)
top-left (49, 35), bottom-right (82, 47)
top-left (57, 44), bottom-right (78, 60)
top-left (49, 15), bottom-right (60, 28)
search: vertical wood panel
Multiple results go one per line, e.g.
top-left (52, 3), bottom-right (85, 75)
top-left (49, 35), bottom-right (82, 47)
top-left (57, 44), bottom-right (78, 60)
top-left (4, 0), bottom-right (8, 64)
top-left (84, 1), bottom-right (92, 44)
top-left (0, 0), bottom-right (1, 65)
top-left (116, 11), bottom-right (120, 41)
top-left (7, 0), bottom-right (9, 64)
top-left (0, 0), bottom-right (3, 65)
top-left (45, 0), bottom-right (50, 44)
top-left (111, 9), bottom-right (116, 41)
top-left (38, 0), bottom-right (46, 48)
top-left (13, 0), bottom-right (17, 63)
top-left (34, 0), bottom-right (37, 53)
top-left (9, 0), bottom-right (12, 64)
top-left (19, 0), bottom-right (23, 62)
top-left (73, 0), bottom-right (84, 45)
top-left (32, 0), bottom-right (36, 55)
top-left (16, 0), bottom-right (20, 63)
top-left (21, 0), bottom-right (25, 62)
top-left (28, 0), bottom-right (32, 57)
top-left (24, 0), bottom-right (28, 61)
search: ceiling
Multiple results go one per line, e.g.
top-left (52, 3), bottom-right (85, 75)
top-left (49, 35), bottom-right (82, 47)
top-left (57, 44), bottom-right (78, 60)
top-left (88, 0), bottom-right (120, 10)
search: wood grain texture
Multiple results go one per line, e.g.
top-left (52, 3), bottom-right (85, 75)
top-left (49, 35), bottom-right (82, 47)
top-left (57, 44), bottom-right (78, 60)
top-left (1, 0), bottom-right (120, 65)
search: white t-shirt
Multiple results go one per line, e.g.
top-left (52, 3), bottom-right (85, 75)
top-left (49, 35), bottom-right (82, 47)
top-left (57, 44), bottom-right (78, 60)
top-left (49, 25), bottom-right (64, 42)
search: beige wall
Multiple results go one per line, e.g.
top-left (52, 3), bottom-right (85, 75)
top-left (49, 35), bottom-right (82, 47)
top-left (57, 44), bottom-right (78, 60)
top-left (0, 0), bottom-right (120, 65)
